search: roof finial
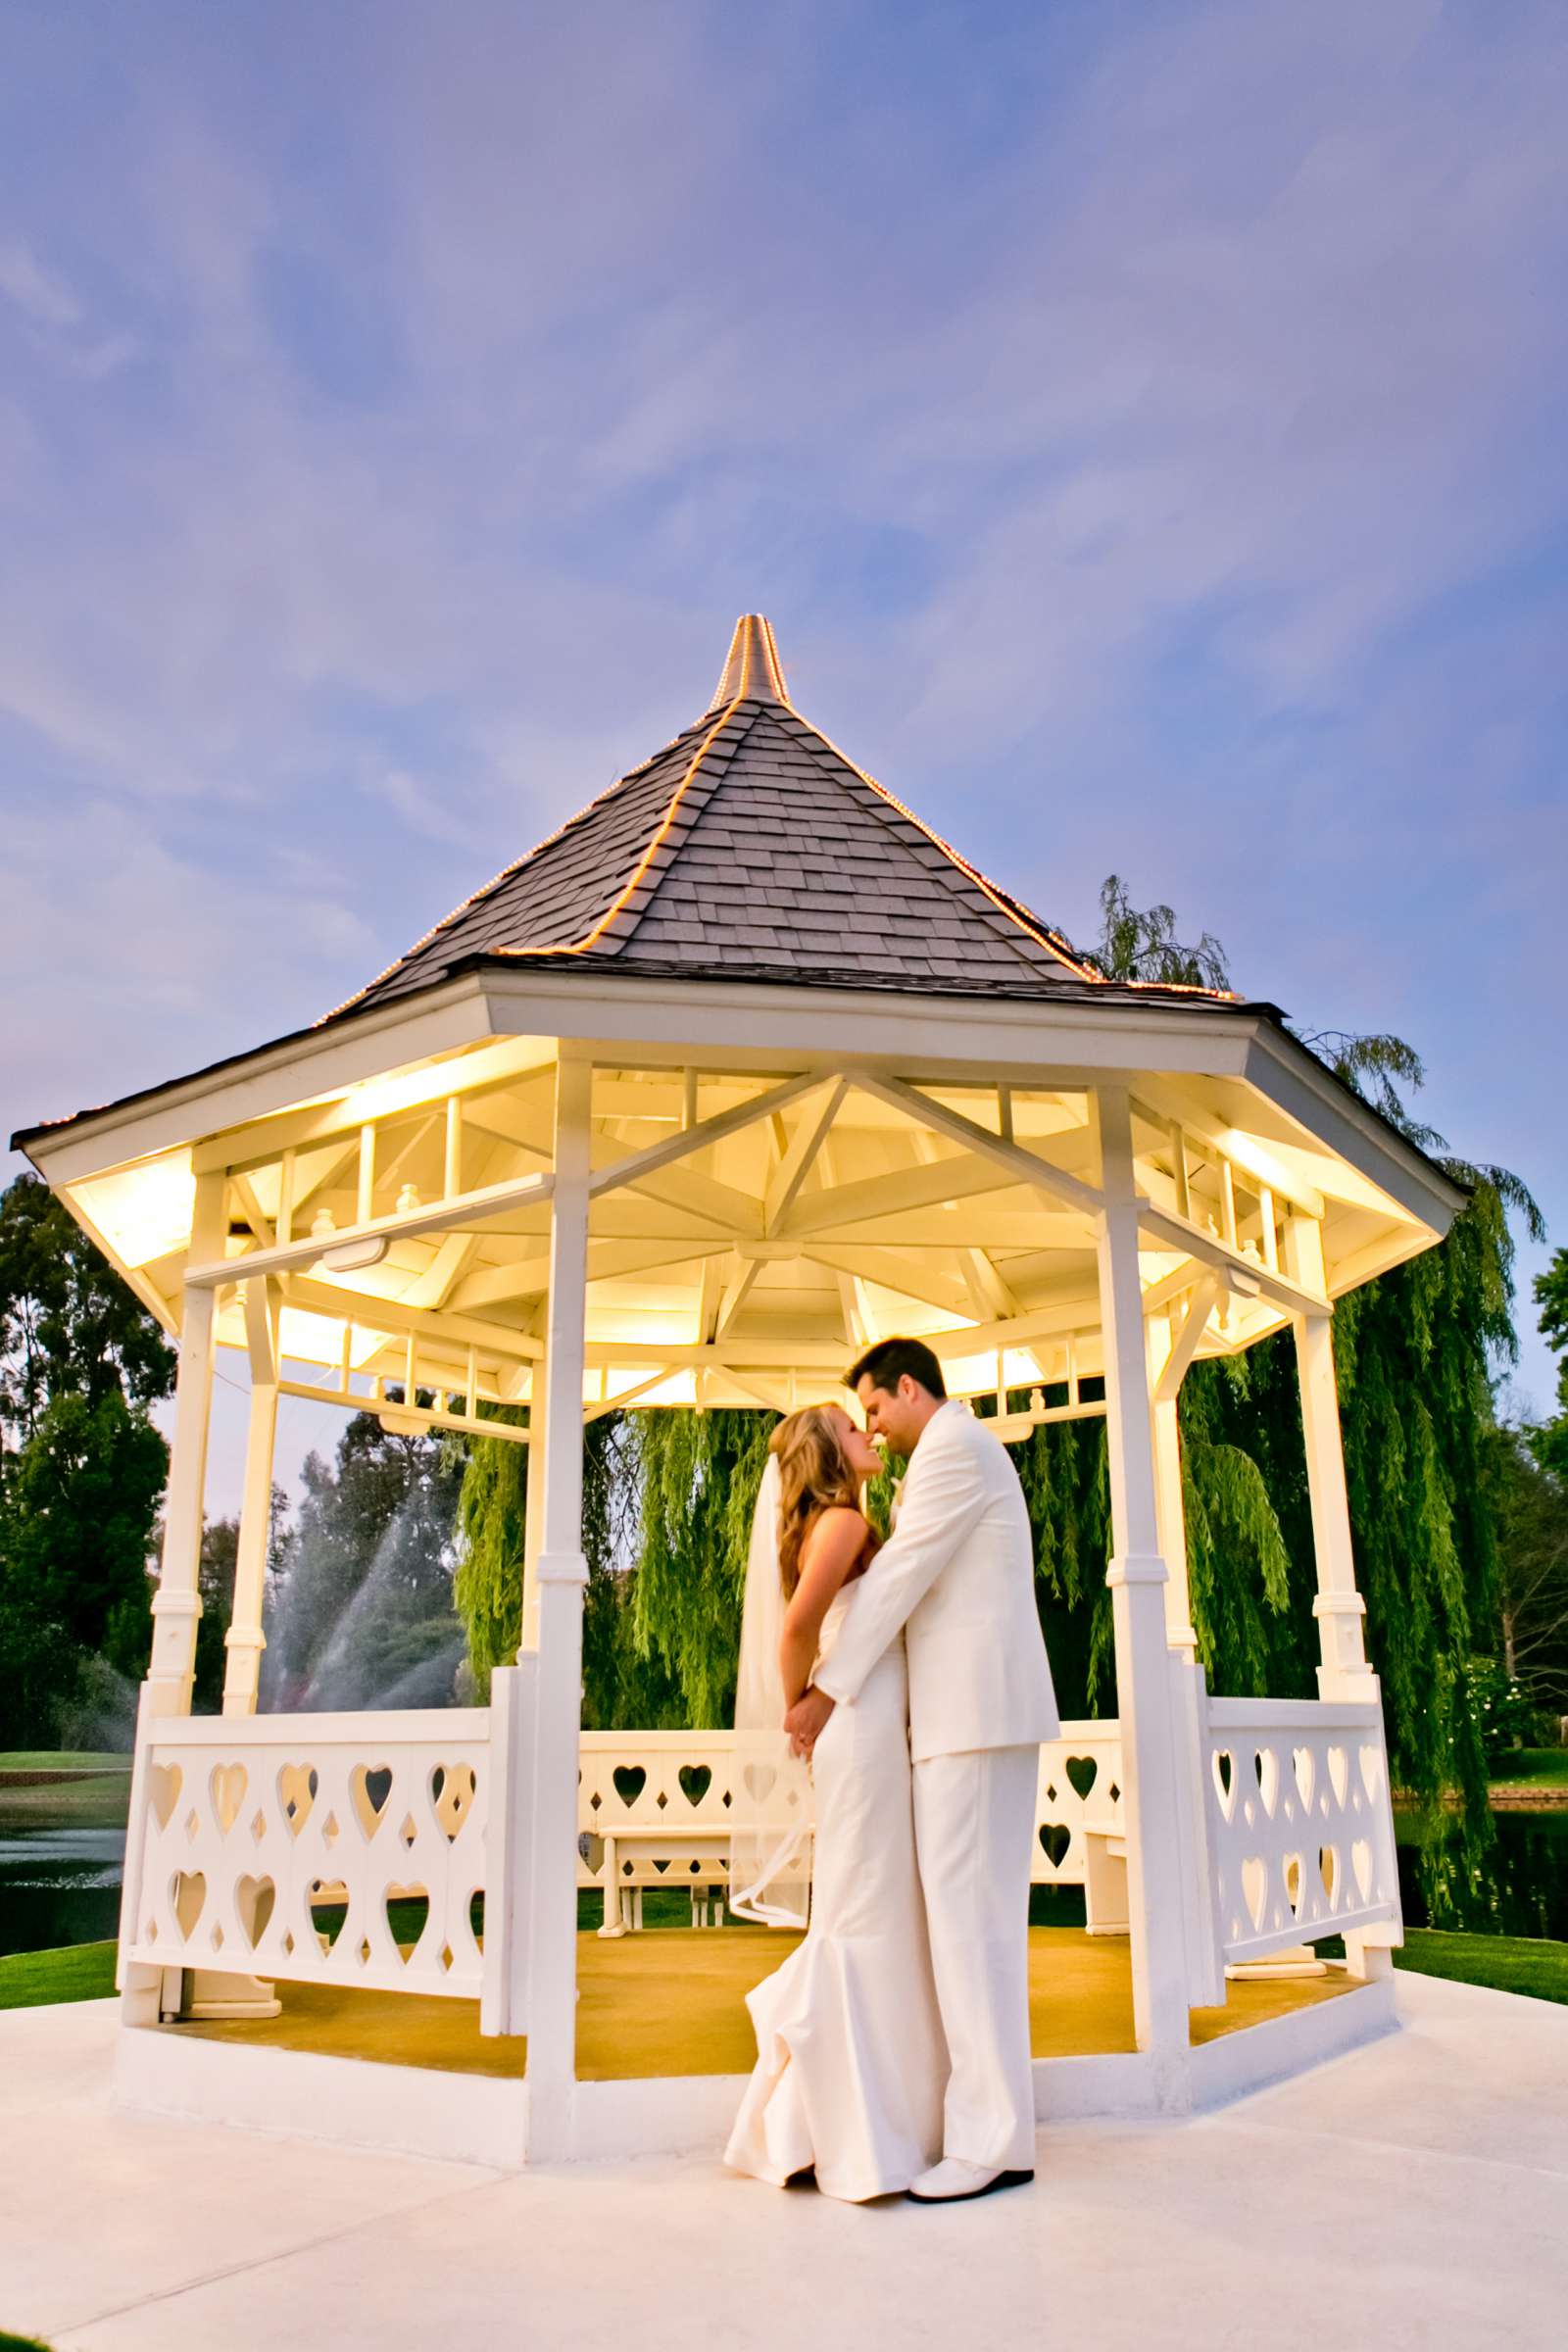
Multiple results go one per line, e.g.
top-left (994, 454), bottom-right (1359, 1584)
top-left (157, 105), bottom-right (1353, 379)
top-left (708, 613), bottom-right (789, 710)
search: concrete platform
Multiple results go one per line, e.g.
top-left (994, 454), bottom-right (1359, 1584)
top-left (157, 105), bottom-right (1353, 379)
top-left (5, 1970), bottom-right (1564, 2350)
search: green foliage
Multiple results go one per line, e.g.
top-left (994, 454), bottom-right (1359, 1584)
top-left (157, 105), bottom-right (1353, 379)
top-left (267, 1407), bottom-right (466, 1710)
top-left (0, 1173), bottom-right (175, 1748)
top-left (1481, 1420), bottom-right (1568, 1711)
top-left (1012, 1416), bottom-right (1114, 1714)
top-left (1092, 875), bottom-right (1231, 991)
top-left (1465, 1655), bottom-right (1550, 1759)
top-left (630, 1408), bottom-right (777, 1727)
top-left (453, 1409), bottom-right (528, 1701)
top-left (191, 1487), bottom-right (293, 1714)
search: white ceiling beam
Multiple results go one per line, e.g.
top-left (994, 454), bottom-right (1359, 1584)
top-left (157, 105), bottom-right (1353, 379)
top-left (588, 1070), bottom-right (823, 1200)
top-left (1152, 1275), bottom-right (1222, 1402)
top-left (1138, 1203), bottom-right (1324, 1320)
top-left (1130, 1083), bottom-right (1327, 1219)
top-left (191, 1168), bottom-right (555, 1289)
top-left (803, 1244), bottom-right (972, 1320)
top-left (779, 1154), bottom-right (1010, 1239)
top-left (762, 1079), bottom-right (849, 1236)
top-left (849, 1073), bottom-right (1104, 1217)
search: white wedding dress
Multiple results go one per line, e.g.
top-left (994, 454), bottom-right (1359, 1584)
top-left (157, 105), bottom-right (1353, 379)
top-left (724, 1577), bottom-right (948, 2201)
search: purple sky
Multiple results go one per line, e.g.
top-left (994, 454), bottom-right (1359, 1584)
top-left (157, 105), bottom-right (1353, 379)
top-left (3, 1), bottom-right (1564, 1510)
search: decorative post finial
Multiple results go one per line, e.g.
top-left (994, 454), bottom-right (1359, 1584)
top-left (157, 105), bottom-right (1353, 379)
top-left (708, 614), bottom-right (789, 710)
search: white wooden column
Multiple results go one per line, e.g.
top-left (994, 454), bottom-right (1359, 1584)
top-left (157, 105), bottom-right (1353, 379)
top-left (122, 1170), bottom-right (223, 2019)
top-left (522, 1054), bottom-right (591, 2155)
top-left (1282, 1215), bottom-right (1394, 1983)
top-left (520, 1343), bottom-right (549, 1656)
top-left (145, 1169), bottom-right (226, 1717)
top-left (1145, 1309), bottom-right (1197, 1661)
top-left (1093, 1089), bottom-right (1199, 2078)
top-left (222, 1278), bottom-right (280, 1716)
top-left (1281, 1217), bottom-right (1373, 1695)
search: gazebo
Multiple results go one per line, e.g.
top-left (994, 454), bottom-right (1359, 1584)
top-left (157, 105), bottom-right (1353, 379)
top-left (16, 615), bottom-right (1462, 2166)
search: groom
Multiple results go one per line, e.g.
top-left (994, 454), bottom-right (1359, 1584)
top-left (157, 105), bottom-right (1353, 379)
top-left (784, 1337), bottom-right (1059, 2204)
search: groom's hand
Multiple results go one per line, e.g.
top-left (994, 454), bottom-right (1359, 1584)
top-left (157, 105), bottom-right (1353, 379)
top-left (784, 1686), bottom-right (835, 1758)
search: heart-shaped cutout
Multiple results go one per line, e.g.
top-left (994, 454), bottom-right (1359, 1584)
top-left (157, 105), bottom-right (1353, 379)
top-left (172, 1870), bottom-right (206, 1936)
top-left (277, 1763), bottom-right (318, 1837)
top-left (1292, 1746), bottom-right (1314, 1813)
top-left (430, 1763), bottom-right (476, 1840)
top-left (1358, 1744), bottom-right (1384, 1806)
top-left (149, 1762), bottom-right (182, 1831)
top-left (1253, 1748), bottom-right (1279, 1815)
top-left (235, 1874), bottom-right (275, 1948)
top-left (210, 1762), bottom-right (248, 1837)
top-left (743, 1762), bottom-right (776, 1805)
top-left (679, 1765), bottom-right (712, 1807)
top-left (1064, 1755), bottom-right (1098, 1803)
top-left (1211, 1749), bottom-right (1236, 1814)
top-left (1351, 1838), bottom-right (1373, 1902)
top-left (1327, 1745), bottom-right (1348, 1809)
top-left (1038, 1821), bottom-right (1071, 1868)
top-left (612, 1765), bottom-right (647, 1808)
top-left (1283, 1853), bottom-right (1304, 1918)
top-left (351, 1763), bottom-right (394, 1839)
top-left (385, 1883), bottom-right (430, 1959)
top-left (1318, 1845), bottom-right (1339, 1903)
top-left (1241, 1855), bottom-right (1268, 1933)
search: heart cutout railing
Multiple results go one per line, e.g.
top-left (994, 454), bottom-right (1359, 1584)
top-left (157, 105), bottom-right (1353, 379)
top-left (742, 1763), bottom-right (776, 1806)
top-left (612, 1765), bottom-right (647, 1809)
top-left (1326, 1745), bottom-right (1349, 1809)
top-left (1211, 1749), bottom-right (1236, 1815)
top-left (1284, 1853), bottom-right (1304, 1919)
top-left (1318, 1844), bottom-right (1339, 1904)
top-left (679, 1765), bottom-right (712, 1807)
top-left (351, 1763), bottom-right (394, 1839)
top-left (172, 1870), bottom-right (207, 1936)
top-left (1253, 1748), bottom-right (1279, 1816)
top-left (277, 1763), bottom-right (318, 1837)
top-left (210, 1762), bottom-right (248, 1838)
top-left (430, 1763), bottom-right (477, 1841)
top-left (149, 1762), bottom-right (182, 1832)
top-left (1038, 1822), bottom-right (1071, 1869)
top-left (1292, 1746), bottom-right (1314, 1813)
top-left (1063, 1755), bottom-right (1098, 1803)
top-left (1358, 1744), bottom-right (1384, 1807)
top-left (1241, 1855), bottom-right (1268, 1933)
top-left (235, 1874), bottom-right (275, 1948)
top-left (1351, 1838), bottom-right (1373, 1902)
top-left (384, 1884), bottom-right (430, 1960)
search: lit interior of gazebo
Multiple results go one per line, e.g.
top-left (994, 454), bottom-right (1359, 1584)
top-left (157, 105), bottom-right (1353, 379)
top-left (17, 615), bottom-right (1464, 2164)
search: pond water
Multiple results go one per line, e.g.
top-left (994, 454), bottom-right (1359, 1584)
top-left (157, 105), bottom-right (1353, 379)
top-left (1397, 1809), bottom-right (1568, 1942)
top-left (0, 1823), bottom-right (127, 1956)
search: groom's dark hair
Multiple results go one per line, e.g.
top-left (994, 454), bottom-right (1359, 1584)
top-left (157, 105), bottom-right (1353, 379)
top-left (844, 1336), bottom-right (947, 1400)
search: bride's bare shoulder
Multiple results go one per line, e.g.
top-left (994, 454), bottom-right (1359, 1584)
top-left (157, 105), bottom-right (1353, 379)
top-left (800, 1504), bottom-right (872, 1569)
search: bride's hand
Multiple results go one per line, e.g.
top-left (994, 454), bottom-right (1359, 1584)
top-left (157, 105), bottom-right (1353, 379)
top-left (785, 1686), bottom-right (835, 1758)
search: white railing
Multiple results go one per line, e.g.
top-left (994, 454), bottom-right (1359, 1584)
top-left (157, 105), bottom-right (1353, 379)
top-left (1203, 1696), bottom-right (1401, 1966)
top-left (122, 1708), bottom-right (492, 2000)
top-left (577, 1723), bottom-right (1127, 1929)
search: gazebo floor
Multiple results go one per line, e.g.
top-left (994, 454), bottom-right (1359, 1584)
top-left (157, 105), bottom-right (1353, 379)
top-left (163, 1927), bottom-right (1359, 2082)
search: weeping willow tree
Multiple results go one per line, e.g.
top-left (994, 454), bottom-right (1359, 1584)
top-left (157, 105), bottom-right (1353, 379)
top-left (629, 1407), bottom-right (778, 1727)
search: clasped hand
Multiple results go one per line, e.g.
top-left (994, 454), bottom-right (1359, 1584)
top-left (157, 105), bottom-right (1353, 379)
top-left (783, 1685), bottom-right (836, 1758)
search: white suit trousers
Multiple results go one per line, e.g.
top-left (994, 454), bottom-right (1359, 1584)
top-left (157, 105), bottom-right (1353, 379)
top-left (912, 1744), bottom-right (1038, 2171)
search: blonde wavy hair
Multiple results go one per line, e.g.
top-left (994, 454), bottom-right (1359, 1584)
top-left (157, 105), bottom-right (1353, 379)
top-left (769, 1405), bottom-right (876, 1598)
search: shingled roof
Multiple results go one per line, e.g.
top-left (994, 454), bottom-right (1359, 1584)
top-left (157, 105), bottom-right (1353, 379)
top-left (330, 616), bottom-right (1242, 1022)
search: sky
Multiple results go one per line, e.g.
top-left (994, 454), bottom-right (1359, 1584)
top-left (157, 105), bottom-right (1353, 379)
top-left (2, 0), bottom-right (1565, 1511)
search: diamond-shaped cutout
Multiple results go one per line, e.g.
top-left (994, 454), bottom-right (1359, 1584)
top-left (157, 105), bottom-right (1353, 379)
top-left (210, 1923), bottom-right (224, 1950)
top-left (321, 1811), bottom-right (341, 1847)
top-left (656, 1790), bottom-right (668, 1810)
top-left (1045, 1783), bottom-right (1057, 1804)
top-left (439, 1943), bottom-right (455, 1973)
top-left (250, 1808), bottom-right (268, 1843)
top-left (146, 1919), bottom-right (159, 1944)
top-left (1108, 1783), bottom-right (1121, 1804)
top-left (358, 1936), bottom-right (372, 1964)
top-left (281, 1930), bottom-right (295, 1955)
top-left (590, 1792), bottom-right (602, 1811)
top-left (721, 1789), bottom-right (732, 1809)
top-left (183, 1807), bottom-right (200, 1841)
top-left (399, 1812), bottom-right (418, 1849)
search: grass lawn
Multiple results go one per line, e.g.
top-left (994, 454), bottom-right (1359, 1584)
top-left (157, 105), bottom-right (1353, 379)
top-left (0, 1940), bottom-right (118, 2010)
top-left (1488, 1747), bottom-right (1568, 1789)
top-left (0, 1775), bottom-right (131, 1829)
top-left (0, 1751), bottom-right (130, 1777)
top-left (1396, 1928), bottom-right (1568, 2004)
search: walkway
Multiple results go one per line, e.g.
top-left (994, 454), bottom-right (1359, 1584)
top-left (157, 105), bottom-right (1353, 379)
top-left (4, 1971), bottom-right (1563, 2351)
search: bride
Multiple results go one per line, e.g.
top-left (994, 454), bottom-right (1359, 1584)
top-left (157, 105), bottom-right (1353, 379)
top-left (723, 1403), bottom-right (947, 2201)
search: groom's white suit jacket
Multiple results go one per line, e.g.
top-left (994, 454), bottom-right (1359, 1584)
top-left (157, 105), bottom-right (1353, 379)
top-left (814, 1399), bottom-right (1060, 1762)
